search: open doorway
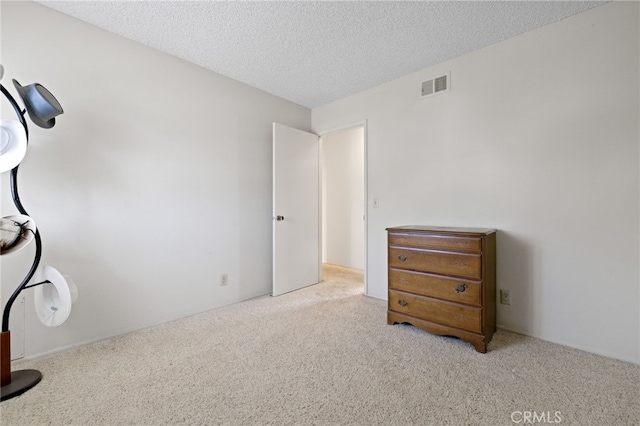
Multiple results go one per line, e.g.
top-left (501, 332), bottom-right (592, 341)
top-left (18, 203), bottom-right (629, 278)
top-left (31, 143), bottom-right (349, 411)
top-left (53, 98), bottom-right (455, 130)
top-left (320, 125), bottom-right (366, 292)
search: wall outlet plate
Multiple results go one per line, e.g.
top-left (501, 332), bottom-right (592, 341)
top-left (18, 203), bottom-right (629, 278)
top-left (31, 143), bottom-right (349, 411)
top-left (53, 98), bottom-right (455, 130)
top-left (500, 289), bottom-right (511, 305)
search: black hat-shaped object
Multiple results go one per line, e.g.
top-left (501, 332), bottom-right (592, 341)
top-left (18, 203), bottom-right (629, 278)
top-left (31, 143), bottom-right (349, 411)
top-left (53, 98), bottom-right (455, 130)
top-left (12, 79), bottom-right (63, 129)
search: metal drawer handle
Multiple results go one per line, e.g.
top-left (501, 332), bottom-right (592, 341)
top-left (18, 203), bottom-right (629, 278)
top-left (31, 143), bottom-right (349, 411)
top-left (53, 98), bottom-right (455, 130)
top-left (455, 283), bottom-right (467, 293)
top-left (398, 299), bottom-right (408, 307)
top-left (398, 255), bottom-right (408, 262)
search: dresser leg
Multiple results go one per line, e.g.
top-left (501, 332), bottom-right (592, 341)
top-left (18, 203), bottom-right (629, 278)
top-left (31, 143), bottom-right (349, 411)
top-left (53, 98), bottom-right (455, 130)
top-left (472, 340), bottom-right (487, 353)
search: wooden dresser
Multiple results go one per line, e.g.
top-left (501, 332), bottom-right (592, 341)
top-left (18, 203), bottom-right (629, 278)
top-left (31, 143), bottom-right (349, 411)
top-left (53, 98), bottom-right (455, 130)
top-left (386, 226), bottom-right (497, 353)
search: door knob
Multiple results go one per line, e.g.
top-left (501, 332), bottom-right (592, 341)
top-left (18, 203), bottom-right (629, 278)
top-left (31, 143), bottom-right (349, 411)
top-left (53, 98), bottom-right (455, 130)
top-left (276, 215), bottom-right (285, 221)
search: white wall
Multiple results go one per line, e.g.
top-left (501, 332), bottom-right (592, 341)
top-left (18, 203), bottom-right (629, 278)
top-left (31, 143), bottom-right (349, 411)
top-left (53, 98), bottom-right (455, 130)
top-left (313, 2), bottom-right (640, 364)
top-left (321, 127), bottom-right (365, 270)
top-left (1, 1), bottom-right (310, 358)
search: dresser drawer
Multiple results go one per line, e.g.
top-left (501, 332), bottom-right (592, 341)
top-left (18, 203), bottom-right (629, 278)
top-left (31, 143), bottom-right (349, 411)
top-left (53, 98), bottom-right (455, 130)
top-left (389, 268), bottom-right (482, 307)
top-left (389, 290), bottom-right (482, 333)
top-left (388, 247), bottom-right (482, 280)
top-left (388, 232), bottom-right (482, 253)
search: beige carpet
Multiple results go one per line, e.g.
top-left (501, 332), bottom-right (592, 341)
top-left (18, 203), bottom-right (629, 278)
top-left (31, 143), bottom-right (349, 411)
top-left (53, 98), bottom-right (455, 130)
top-left (2, 264), bottom-right (638, 425)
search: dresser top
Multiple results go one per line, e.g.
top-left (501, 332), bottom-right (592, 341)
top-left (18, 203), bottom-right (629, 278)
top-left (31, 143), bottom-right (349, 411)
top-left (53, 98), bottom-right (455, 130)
top-left (386, 225), bottom-right (497, 235)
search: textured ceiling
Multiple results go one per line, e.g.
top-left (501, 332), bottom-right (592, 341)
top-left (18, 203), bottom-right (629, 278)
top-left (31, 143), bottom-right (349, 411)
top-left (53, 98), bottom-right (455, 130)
top-left (37, 1), bottom-right (606, 108)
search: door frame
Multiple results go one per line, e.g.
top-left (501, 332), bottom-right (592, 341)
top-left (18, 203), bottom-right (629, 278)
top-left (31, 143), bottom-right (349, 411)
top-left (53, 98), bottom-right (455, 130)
top-left (317, 120), bottom-right (368, 295)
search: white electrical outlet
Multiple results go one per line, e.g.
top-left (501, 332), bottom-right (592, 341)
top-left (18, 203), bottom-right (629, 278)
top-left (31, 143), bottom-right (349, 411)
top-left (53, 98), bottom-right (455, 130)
top-left (373, 197), bottom-right (379, 208)
top-left (500, 289), bottom-right (511, 305)
top-left (220, 274), bottom-right (228, 286)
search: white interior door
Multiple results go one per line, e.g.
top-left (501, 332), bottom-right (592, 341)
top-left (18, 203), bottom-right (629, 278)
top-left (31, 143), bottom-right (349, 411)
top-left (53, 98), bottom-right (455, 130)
top-left (273, 123), bottom-right (320, 296)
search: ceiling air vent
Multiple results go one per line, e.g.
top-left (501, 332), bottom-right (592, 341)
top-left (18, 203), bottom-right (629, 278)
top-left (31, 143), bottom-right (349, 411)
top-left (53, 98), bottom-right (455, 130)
top-left (420, 72), bottom-right (450, 99)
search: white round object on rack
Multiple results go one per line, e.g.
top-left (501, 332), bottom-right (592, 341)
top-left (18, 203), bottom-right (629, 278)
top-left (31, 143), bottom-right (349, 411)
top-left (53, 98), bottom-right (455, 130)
top-left (0, 120), bottom-right (28, 173)
top-left (0, 214), bottom-right (37, 255)
top-left (33, 266), bottom-right (76, 327)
